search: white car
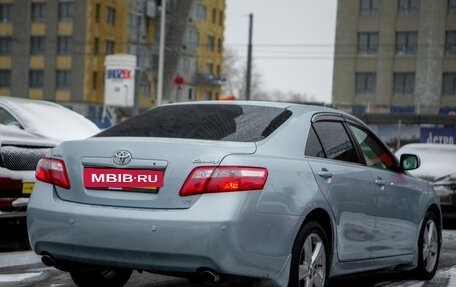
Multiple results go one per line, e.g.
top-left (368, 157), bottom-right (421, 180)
top-left (396, 143), bottom-right (456, 222)
top-left (0, 96), bottom-right (100, 141)
top-left (0, 96), bottom-right (100, 217)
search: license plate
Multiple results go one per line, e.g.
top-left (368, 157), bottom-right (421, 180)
top-left (84, 168), bottom-right (164, 189)
top-left (22, 182), bottom-right (35, 195)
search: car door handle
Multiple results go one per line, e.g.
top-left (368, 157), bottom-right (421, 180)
top-left (375, 179), bottom-right (385, 187)
top-left (318, 169), bottom-right (333, 179)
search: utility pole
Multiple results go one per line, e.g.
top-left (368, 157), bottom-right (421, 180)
top-left (156, 0), bottom-right (167, 106)
top-left (245, 13), bottom-right (253, 101)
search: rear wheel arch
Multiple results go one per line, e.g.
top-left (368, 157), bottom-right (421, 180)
top-left (288, 209), bottom-right (333, 287)
top-left (300, 208), bottom-right (334, 253)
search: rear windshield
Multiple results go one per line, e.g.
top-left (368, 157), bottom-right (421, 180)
top-left (96, 104), bottom-right (292, 142)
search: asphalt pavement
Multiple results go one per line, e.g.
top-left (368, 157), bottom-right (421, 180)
top-left (1, 219), bottom-right (456, 287)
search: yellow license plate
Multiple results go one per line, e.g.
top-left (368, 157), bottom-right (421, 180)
top-left (22, 182), bottom-right (35, 195)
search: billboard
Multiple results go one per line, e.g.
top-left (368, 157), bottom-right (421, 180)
top-left (421, 127), bottom-right (456, 144)
top-left (104, 54), bottom-right (136, 107)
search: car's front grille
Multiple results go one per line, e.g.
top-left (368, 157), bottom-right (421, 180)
top-left (0, 145), bottom-right (50, 171)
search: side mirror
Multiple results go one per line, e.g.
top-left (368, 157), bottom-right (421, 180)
top-left (400, 154), bottom-right (421, 171)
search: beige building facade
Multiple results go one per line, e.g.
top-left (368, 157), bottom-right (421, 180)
top-left (0, 0), bottom-right (225, 127)
top-left (333, 0), bottom-right (456, 115)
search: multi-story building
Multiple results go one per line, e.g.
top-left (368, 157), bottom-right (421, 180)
top-left (333, 0), bottom-right (456, 115)
top-left (0, 0), bottom-right (225, 126)
top-left (163, 0), bottom-right (226, 103)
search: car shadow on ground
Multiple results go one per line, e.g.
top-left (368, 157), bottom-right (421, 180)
top-left (330, 269), bottom-right (419, 287)
top-left (0, 218), bottom-right (31, 252)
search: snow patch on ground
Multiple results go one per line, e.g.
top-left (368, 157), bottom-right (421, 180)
top-left (0, 272), bottom-right (42, 283)
top-left (0, 251), bottom-right (40, 268)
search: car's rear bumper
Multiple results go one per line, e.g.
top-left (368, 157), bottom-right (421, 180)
top-left (27, 183), bottom-right (295, 286)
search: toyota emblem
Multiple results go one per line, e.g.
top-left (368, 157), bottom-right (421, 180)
top-left (112, 150), bottom-right (132, 166)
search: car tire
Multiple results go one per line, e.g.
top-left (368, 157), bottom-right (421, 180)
top-left (413, 212), bottom-right (441, 280)
top-left (288, 221), bottom-right (329, 287)
top-left (70, 268), bottom-right (132, 287)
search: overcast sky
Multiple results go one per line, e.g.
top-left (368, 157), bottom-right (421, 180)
top-left (224, 0), bottom-right (337, 103)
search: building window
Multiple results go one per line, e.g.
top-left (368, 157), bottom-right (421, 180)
top-left (0, 37), bottom-right (12, 55)
top-left (355, 72), bottom-right (376, 95)
top-left (106, 6), bottom-right (116, 26)
top-left (188, 30), bottom-right (199, 48)
top-left (358, 32), bottom-right (379, 55)
top-left (360, 0), bottom-right (380, 16)
top-left (196, 3), bottom-right (206, 21)
top-left (0, 3), bottom-right (12, 22)
top-left (394, 73), bottom-right (415, 96)
top-left (206, 63), bottom-right (213, 74)
top-left (450, 0), bottom-right (456, 14)
top-left (217, 38), bottom-right (222, 53)
top-left (396, 32), bottom-right (417, 55)
top-left (105, 40), bottom-right (115, 55)
top-left (58, 1), bottom-right (74, 22)
top-left (128, 13), bottom-right (141, 30)
top-left (57, 36), bottom-right (72, 55)
top-left (219, 10), bottom-right (223, 26)
top-left (29, 70), bottom-right (44, 89)
top-left (216, 65), bottom-right (221, 75)
top-left (204, 89), bottom-right (212, 100)
top-left (212, 8), bottom-right (216, 24)
top-left (30, 36), bottom-right (46, 55)
top-left (92, 71), bottom-right (97, 90)
top-left (443, 73), bottom-right (456, 96)
top-left (94, 37), bottom-right (99, 56)
top-left (398, 0), bottom-right (419, 15)
top-left (0, 70), bottom-right (11, 88)
top-left (95, 3), bottom-right (100, 22)
top-left (445, 31), bottom-right (456, 55)
top-left (56, 70), bottom-right (71, 90)
top-left (31, 2), bottom-right (46, 22)
top-left (182, 57), bottom-right (190, 73)
top-left (207, 35), bottom-right (215, 51)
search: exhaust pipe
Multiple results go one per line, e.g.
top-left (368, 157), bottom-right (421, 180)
top-left (199, 269), bottom-right (220, 283)
top-left (41, 255), bottom-right (56, 267)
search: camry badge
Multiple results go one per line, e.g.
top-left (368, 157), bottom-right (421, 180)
top-left (113, 150), bottom-right (132, 166)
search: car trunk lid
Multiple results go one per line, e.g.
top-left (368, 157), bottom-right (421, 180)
top-left (52, 137), bottom-right (256, 209)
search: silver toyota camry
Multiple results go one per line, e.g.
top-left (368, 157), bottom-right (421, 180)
top-left (27, 101), bottom-right (442, 287)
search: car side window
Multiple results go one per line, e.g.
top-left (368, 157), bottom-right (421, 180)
top-left (0, 107), bottom-right (21, 128)
top-left (312, 121), bottom-right (360, 164)
top-left (349, 124), bottom-right (394, 170)
top-left (305, 126), bottom-right (325, 158)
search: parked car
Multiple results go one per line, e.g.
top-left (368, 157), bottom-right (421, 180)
top-left (0, 125), bottom-right (56, 218)
top-left (396, 143), bottom-right (456, 221)
top-left (0, 95), bottom-right (100, 141)
top-left (27, 101), bottom-right (441, 287)
top-left (0, 96), bottom-right (100, 217)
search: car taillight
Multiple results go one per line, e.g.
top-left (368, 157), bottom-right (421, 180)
top-left (35, 158), bottom-right (71, 189)
top-left (179, 166), bottom-right (268, 196)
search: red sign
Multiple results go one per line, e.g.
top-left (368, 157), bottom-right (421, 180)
top-left (173, 76), bottom-right (185, 85)
top-left (84, 168), bottom-right (164, 189)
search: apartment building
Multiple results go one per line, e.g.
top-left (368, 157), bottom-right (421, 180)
top-left (0, 0), bottom-right (225, 126)
top-left (333, 0), bottom-right (456, 115)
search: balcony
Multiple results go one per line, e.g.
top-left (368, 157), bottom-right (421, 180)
top-left (194, 73), bottom-right (226, 86)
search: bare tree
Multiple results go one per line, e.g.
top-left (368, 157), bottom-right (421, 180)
top-left (223, 48), bottom-right (264, 100)
top-left (223, 48), bottom-right (318, 103)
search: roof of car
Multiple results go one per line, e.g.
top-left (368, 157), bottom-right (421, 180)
top-left (0, 95), bottom-right (100, 141)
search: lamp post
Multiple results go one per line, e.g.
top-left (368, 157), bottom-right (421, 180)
top-left (156, 0), bottom-right (167, 106)
top-left (245, 13), bottom-right (253, 101)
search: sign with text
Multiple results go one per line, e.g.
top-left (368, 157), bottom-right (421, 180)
top-left (421, 127), bottom-right (456, 144)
